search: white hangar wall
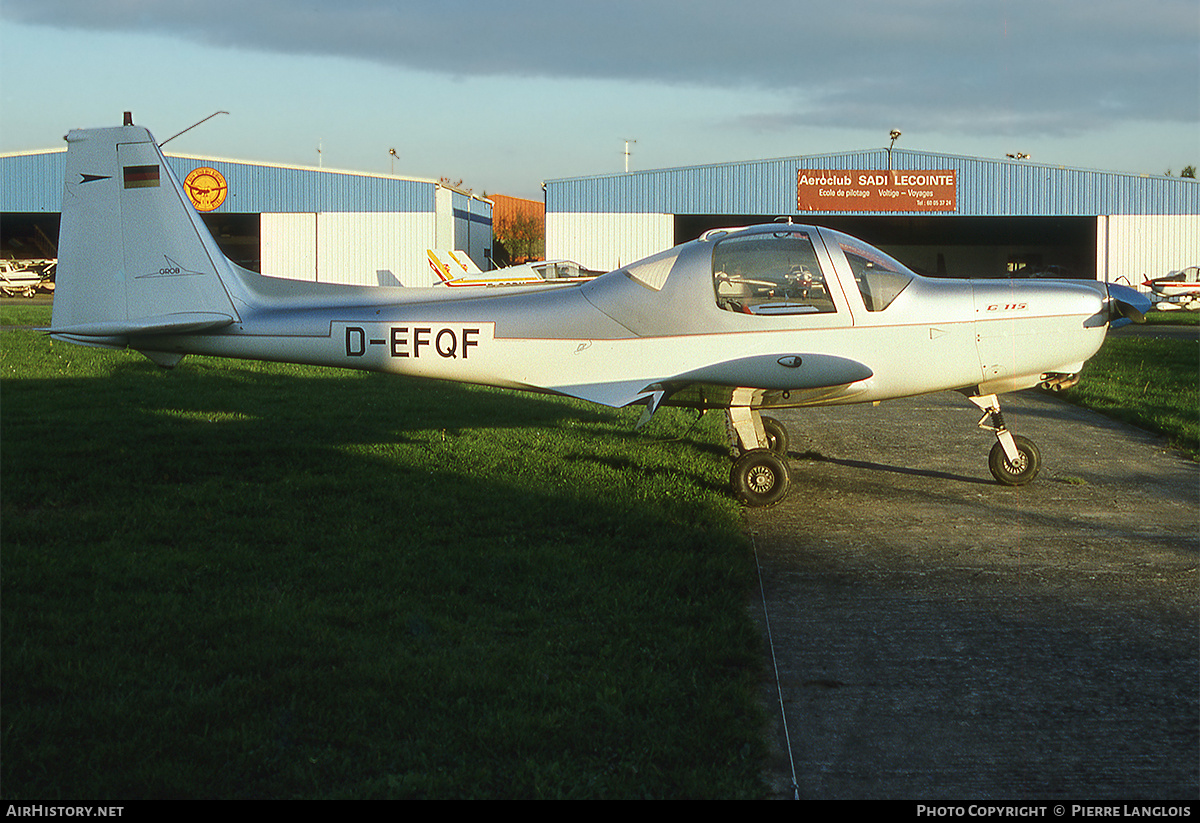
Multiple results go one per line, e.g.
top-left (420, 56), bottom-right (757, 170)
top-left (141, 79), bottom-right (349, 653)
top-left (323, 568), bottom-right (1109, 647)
top-left (1100, 215), bottom-right (1200, 285)
top-left (261, 212), bottom-right (438, 287)
top-left (545, 212), bottom-right (672, 272)
top-left (254, 192), bottom-right (492, 288)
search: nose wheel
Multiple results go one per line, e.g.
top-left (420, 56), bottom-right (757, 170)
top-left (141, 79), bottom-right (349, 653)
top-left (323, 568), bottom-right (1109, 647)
top-left (988, 435), bottom-right (1041, 485)
top-left (969, 394), bottom-right (1042, 486)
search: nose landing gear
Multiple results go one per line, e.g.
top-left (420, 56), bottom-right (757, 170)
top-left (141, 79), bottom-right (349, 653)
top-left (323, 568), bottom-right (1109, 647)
top-left (968, 393), bottom-right (1042, 486)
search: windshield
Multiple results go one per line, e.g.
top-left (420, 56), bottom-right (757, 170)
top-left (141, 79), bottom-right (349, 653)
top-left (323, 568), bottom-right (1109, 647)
top-left (836, 234), bottom-right (915, 312)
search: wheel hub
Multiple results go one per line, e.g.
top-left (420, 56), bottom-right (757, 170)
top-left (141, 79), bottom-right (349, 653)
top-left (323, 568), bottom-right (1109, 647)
top-left (746, 465), bottom-right (777, 494)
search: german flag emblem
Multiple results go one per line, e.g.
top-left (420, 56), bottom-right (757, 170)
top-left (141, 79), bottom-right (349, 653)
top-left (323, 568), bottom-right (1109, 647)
top-left (123, 164), bottom-right (160, 189)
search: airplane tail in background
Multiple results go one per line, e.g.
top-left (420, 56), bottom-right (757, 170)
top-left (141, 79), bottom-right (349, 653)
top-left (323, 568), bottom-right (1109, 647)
top-left (51, 122), bottom-right (239, 348)
top-left (426, 248), bottom-right (483, 283)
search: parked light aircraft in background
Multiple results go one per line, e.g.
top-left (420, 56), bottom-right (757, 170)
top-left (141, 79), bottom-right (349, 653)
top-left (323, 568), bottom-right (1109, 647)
top-left (0, 259), bottom-right (55, 298)
top-left (427, 248), bottom-right (601, 288)
top-left (1142, 266), bottom-right (1200, 311)
top-left (49, 121), bottom-right (1150, 505)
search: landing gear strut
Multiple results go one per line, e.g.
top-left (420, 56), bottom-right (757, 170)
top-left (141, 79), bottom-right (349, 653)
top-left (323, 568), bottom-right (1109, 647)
top-left (727, 406), bottom-right (791, 506)
top-left (968, 394), bottom-right (1042, 486)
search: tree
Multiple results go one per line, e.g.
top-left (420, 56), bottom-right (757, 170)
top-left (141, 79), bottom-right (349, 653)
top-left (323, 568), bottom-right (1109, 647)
top-left (493, 210), bottom-right (544, 265)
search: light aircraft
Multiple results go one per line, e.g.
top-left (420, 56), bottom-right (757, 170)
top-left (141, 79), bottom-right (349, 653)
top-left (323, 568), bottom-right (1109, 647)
top-left (1, 259), bottom-right (55, 298)
top-left (49, 121), bottom-right (1150, 505)
top-left (1142, 266), bottom-right (1200, 311)
top-left (427, 248), bottom-right (600, 288)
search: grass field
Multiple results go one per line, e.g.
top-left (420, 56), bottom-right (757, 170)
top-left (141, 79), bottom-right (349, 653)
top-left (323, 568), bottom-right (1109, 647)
top-left (1, 326), bottom-right (765, 799)
top-left (1141, 309), bottom-right (1200, 326)
top-left (1061, 334), bottom-right (1199, 456)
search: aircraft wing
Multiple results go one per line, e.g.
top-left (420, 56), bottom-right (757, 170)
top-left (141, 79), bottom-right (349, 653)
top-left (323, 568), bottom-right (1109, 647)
top-left (552, 352), bottom-right (874, 412)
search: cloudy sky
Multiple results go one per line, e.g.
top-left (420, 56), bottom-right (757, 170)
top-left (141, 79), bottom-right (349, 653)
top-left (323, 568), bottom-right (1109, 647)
top-left (1, 0), bottom-right (1196, 199)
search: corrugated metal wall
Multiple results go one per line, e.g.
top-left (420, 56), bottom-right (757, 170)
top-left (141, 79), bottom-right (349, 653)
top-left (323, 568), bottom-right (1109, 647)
top-left (261, 213), bottom-right (317, 281)
top-left (545, 149), bottom-right (1200, 217)
top-left (1101, 215), bottom-right (1200, 287)
top-left (168, 154), bottom-right (438, 214)
top-left (261, 212), bottom-right (438, 287)
top-left (1, 147), bottom-right (492, 286)
top-left (0, 150), bottom-right (440, 213)
top-left (545, 212), bottom-right (672, 272)
top-left (0, 149), bottom-right (65, 211)
top-left (452, 190), bottom-right (493, 269)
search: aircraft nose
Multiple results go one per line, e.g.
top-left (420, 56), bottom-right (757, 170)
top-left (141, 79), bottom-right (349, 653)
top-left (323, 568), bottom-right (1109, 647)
top-left (975, 280), bottom-right (1105, 324)
top-left (973, 279), bottom-right (1111, 391)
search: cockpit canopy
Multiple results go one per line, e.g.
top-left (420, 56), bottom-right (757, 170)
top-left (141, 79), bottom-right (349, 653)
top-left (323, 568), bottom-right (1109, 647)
top-left (713, 229), bottom-right (832, 315)
top-left (710, 227), bottom-right (914, 315)
top-left (578, 224), bottom-right (920, 339)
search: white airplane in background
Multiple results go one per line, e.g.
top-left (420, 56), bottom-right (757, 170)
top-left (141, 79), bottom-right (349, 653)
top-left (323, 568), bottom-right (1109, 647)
top-left (426, 249), bottom-right (600, 288)
top-left (49, 120), bottom-right (1149, 505)
top-left (1143, 266), bottom-right (1200, 311)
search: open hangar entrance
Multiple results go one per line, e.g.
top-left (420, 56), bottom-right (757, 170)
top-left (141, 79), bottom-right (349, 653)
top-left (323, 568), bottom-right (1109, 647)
top-left (1, 212), bottom-right (262, 273)
top-left (673, 214), bottom-right (1097, 280)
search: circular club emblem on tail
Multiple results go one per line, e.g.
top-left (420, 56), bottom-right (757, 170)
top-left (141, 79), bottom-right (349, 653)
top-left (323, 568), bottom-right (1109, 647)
top-left (183, 167), bottom-right (228, 211)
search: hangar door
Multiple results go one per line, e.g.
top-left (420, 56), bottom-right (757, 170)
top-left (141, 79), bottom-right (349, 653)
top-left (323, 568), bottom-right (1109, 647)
top-left (674, 215), bottom-right (1097, 280)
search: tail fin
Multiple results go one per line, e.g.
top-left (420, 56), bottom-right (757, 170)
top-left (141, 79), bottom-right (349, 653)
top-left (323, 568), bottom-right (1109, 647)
top-left (426, 248), bottom-right (483, 283)
top-left (51, 124), bottom-right (238, 346)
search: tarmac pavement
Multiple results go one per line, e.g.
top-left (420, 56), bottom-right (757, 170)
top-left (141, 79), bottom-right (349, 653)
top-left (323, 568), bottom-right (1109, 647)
top-left (746, 390), bottom-right (1198, 800)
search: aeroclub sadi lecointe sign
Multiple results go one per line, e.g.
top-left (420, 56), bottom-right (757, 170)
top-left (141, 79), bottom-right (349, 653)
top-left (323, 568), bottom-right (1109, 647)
top-left (797, 169), bottom-right (956, 212)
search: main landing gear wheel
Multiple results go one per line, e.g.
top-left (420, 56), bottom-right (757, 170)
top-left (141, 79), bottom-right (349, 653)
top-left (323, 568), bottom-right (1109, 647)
top-left (760, 415), bottom-right (789, 457)
top-left (731, 449), bottom-right (791, 507)
top-left (988, 435), bottom-right (1041, 486)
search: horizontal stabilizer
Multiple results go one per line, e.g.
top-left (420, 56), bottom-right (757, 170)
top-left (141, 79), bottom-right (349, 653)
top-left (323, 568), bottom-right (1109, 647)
top-left (48, 312), bottom-right (235, 338)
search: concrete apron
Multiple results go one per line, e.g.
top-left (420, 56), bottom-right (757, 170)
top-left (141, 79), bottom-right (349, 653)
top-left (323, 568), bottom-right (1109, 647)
top-left (746, 389), bottom-right (1198, 800)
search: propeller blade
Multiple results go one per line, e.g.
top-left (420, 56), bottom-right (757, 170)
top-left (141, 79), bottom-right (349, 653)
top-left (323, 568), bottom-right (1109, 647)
top-left (1106, 283), bottom-right (1151, 325)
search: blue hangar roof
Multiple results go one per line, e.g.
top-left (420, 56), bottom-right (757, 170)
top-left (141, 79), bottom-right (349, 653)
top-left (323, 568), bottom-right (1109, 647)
top-left (544, 148), bottom-right (1200, 217)
top-left (0, 148), bottom-right (491, 217)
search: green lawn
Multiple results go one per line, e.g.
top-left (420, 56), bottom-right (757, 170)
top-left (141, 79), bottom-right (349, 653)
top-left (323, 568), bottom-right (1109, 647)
top-left (1, 329), bottom-right (765, 799)
top-left (1144, 308), bottom-right (1199, 325)
top-left (1062, 334), bottom-right (1199, 456)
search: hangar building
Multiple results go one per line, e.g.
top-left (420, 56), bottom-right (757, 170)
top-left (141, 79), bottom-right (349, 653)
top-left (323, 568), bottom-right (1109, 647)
top-left (1, 146), bottom-right (493, 287)
top-left (543, 149), bottom-right (1199, 287)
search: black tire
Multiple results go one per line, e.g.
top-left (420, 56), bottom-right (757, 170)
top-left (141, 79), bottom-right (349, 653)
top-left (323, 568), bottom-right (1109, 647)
top-left (988, 435), bottom-right (1041, 486)
top-left (761, 415), bottom-right (789, 457)
top-left (731, 449), bottom-right (791, 507)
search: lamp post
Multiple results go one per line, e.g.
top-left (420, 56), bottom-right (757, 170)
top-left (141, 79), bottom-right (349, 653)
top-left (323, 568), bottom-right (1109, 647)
top-left (887, 129), bottom-right (901, 171)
